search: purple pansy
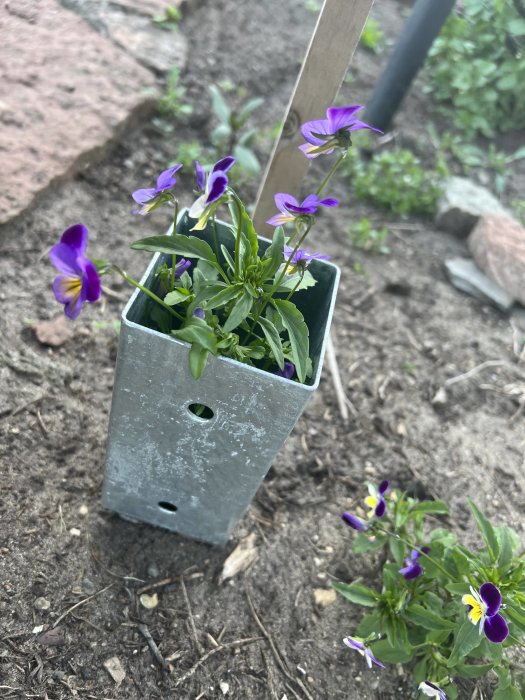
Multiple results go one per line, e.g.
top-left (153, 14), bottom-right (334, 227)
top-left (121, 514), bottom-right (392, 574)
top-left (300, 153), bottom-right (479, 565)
top-left (419, 681), bottom-right (447, 700)
top-left (343, 636), bottom-right (385, 670)
top-left (364, 480), bottom-right (389, 519)
top-left (132, 164), bottom-right (183, 215)
top-left (275, 360), bottom-right (295, 380)
top-left (175, 258), bottom-right (191, 277)
top-left (399, 547), bottom-right (431, 580)
top-left (266, 193), bottom-right (338, 227)
top-left (462, 583), bottom-right (509, 643)
top-left (49, 224), bottom-right (101, 320)
top-left (188, 157), bottom-right (235, 230)
top-left (299, 105), bottom-right (383, 159)
top-left (284, 245), bottom-right (331, 272)
top-left (341, 512), bottom-right (367, 531)
top-left (193, 307), bottom-right (205, 319)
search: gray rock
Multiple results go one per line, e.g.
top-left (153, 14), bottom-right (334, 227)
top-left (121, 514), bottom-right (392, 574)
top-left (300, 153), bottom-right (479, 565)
top-left (436, 177), bottom-right (509, 238)
top-left (444, 257), bottom-right (514, 311)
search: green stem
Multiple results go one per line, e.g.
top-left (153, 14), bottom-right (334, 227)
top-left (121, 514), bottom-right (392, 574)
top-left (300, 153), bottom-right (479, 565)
top-left (170, 199), bottom-right (180, 291)
top-left (285, 270), bottom-right (305, 301)
top-left (316, 151), bottom-right (347, 196)
top-left (232, 194), bottom-right (244, 281)
top-left (112, 265), bottom-right (184, 321)
top-left (211, 217), bottom-right (220, 262)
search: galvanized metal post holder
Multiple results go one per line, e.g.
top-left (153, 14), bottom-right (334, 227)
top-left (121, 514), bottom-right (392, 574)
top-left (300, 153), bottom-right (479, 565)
top-left (102, 212), bottom-right (340, 544)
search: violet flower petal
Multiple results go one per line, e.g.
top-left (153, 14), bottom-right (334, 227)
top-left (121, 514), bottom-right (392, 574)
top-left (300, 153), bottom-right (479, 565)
top-left (206, 171), bottom-right (228, 204)
top-left (274, 192), bottom-right (299, 213)
top-left (300, 118), bottom-right (331, 144)
top-left (400, 562), bottom-right (423, 580)
top-left (131, 187), bottom-right (158, 204)
top-left (343, 636), bottom-right (365, 652)
top-left (347, 118), bottom-right (383, 134)
top-left (327, 105), bottom-right (364, 131)
top-left (319, 197), bottom-right (339, 207)
top-left (83, 259), bottom-right (102, 301)
top-left (275, 360), bottom-right (295, 379)
top-left (364, 648), bottom-right (385, 669)
top-left (378, 480), bottom-right (389, 495)
top-left (341, 512), bottom-right (367, 531)
top-left (212, 155), bottom-right (235, 174)
top-left (156, 163), bottom-right (182, 190)
top-left (480, 582), bottom-right (502, 617)
top-left (374, 497), bottom-right (386, 518)
top-left (484, 613), bottom-right (509, 644)
top-left (195, 160), bottom-right (205, 191)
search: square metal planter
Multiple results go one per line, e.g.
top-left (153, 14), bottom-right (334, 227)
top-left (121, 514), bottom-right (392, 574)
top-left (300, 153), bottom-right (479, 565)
top-left (102, 212), bottom-right (340, 544)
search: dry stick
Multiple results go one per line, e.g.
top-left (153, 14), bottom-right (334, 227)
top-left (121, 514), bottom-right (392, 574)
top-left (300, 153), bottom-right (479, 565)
top-left (137, 576), bottom-right (179, 596)
top-left (245, 588), bottom-right (315, 700)
top-left (180, 575), bottom-right (203, 654)
top-left (137, 623), bottom-right (172, 672)
top-left (52, 583), bottom-right (115, 628)
top-left (174, 637), bottom-right (263, 687)
top-left (444, 359), bottom-right (525, 387)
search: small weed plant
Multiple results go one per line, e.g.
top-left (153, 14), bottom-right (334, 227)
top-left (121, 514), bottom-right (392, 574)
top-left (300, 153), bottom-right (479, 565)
top-left (348, 217), bottom-right (390, 254)
top-left (157, 67), bottom-right (193, 124)
top-left (360, 17), bottom-right (384, 53)
top-left (425, 0), bottom-right (525, 138)
top-left (337, 481), bottom-right (525, 699)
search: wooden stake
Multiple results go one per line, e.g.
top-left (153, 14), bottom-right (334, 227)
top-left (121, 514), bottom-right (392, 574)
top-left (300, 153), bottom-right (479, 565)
top-left (253, 0), bottom-right (376, 235)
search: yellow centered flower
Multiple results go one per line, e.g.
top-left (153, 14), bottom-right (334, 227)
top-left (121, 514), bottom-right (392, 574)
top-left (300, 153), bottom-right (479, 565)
top-left (57, 276), bottom-right (83, 304)
top-left (364, 495), bottom-right (379, 519)
top-left (462, 586), bottom-right (488, 627)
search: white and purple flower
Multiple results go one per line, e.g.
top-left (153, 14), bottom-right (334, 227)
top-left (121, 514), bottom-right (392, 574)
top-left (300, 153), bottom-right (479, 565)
top-left (266, 192), bottom-right (338, 227)
top-left (188, 156), bottom-right (235, 230)
top-left (132, 164), bottom-right (183, 215)
top-left (341, 480), bottom-right (390, 532)
top-left (343, 636), bottom-right (385, 669)
top-left (49, 224), bottom-right (101, 320)
top-left (461, 582), bottom-right (509, 643)
top-left (299, 105), bottom-right (383, 159)
top-left (399, 547), bottom-right (431, 580)
top-left (419, 680), bottom-right (447, 699)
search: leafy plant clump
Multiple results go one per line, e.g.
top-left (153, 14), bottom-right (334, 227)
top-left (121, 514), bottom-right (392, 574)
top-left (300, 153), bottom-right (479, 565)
top-left (337, 482), bottom-right (525, 699)
top-left (345, 148), bottom-right (445, 216)
top-left (347, 217), bottom-right (390, 254)
top-left (425, 0), bottom-right (525, 138)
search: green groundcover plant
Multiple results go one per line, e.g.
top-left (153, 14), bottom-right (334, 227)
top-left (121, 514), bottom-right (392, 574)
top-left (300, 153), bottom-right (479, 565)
top-left (48, 104), bottom-right (381, 383)
top-left (336, 481), bottom-right (525, 699)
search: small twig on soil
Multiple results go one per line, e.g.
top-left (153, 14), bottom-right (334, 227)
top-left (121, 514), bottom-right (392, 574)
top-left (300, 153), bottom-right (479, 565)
top-left (52, 583), bottom-right (115, 628)
top-left (9, 394), bottom-right (48, 418)
top-left (136, 576), bottom-right (179, 596)
top-left (180, 575), bottom-right (203, 654)
top-left (174, 636), bottom-right (263, 687)
top-left (444, 359), bottom-right (525, 387)
top-left (137, 623), bottom-right (172, 672)
top-left (36, 409), bottom-right (48, 437)
top-left (90, 550), bottom-right (144, 582)
top-left (101, 285), bottom-right (128, 302)
top-left (326, 334), bottom-right (353, 421)
top-left (245, 586), bottom-right (315, 700)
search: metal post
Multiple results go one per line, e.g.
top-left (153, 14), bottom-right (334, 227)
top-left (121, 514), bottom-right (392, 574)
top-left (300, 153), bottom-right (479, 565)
top-left (364, 0), bottom-right (456, 132)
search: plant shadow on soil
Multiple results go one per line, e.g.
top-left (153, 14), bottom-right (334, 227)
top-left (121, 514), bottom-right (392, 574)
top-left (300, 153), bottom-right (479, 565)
top-left (1, 0), bottom-right (524, 698)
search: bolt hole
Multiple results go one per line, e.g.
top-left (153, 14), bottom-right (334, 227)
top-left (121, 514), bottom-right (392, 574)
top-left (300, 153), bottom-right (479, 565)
top-left (158, 501), bottom-right (178, 513)
top-left (188, 403), bottom-right (214, 420)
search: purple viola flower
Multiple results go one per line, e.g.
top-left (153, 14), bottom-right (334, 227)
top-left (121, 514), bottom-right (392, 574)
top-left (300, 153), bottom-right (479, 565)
top-left (266, 192), bottom-right (338, 227)
top-left (193, 307), bottom-right (205, 319)
top-left (175, 258), bottom-right (191, 277)
top-left (283, 245), bottom-right (331, 273)
top-left (299, 105), bottom-right (383, 159)
top-left (419, 681), bottom-right (447, 700)
top-left (364, 480), bottom-right (389, 519)
top-left (461, 582), bottom-right (509, 643)
top-left (341, 512), bottom-right (367, 531)
top-left (132, 164), bottom-right (183, 215)
top-left (343, 636), bottom-right (385, 670)
top-left (275, 360), bottom-right (295, 380)
top-left (188, 156), bottom-right (235, 230)
top-left (399, 547), bottom-right (431, 580)
top-left (49, 224), bottom-right (101, 320)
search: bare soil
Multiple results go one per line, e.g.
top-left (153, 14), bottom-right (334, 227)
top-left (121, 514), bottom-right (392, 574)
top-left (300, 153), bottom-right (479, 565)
top-left (1, 1), bottom-right (524, 699)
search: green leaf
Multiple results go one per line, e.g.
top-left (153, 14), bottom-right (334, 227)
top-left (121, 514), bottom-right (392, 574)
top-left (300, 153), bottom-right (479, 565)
top-left (383, 614), bottom-right (409, 650)
top-left (331, 581), bottom-right (378, 607)
top-left (355, 611), bottom-right (381, 637)
top-left (229, 198), bottom-right (258, 261)
top-left (262, 226), bottom-right (285, 280)
top-left (495, 666), bottom-right (511, 689)
top-left (233, 144), bottom-right (260, 176)
top-left (131, 234), bottom-right (218, 265)
top-left (445, 582), bottom-right (471, 595)
top-left (223, 288), bottom-right (253, 333)
top-left (493, 687), bottom-right (523, 700)
top-left (209, 84), bottom-right (231, 124)
top-left (188, 343), bottom-right (209, 380)
top-left (220, 245), bottom-right (236, 273)
top-left (496, 525), bottom-right (520, 570)
top-left (258, 315), bottom-right (284, 370)
top-left (410, 500), bottom-right (449, 515)
top-left (468, 499), bottom-right (499, 562)
top-left (353, 532), bottom-right (386, 553)
top-left (237, 96), bottom-right (264, 125)
top-left (505, 602), bottom-right (525, 633)
top-left (508, 18), bottom-right (525, 35)
top-left (388, 536), bottom-right (405, 566)
top-left (370, 638), bottom-right (413, 664)
top-left (206, 284), bottom-right (243, 310)
top-left (164, 288), bottom-right (191, 306)
top-left (455, 662), bottom-right (493, 678)
top-left (404, 604), bottom-right (456, 631)
top-left (447, 619), bottom-right (483, 668)
top-left (276, 269), bottom-right (317, 292)
top-left (171, 317), bottom-right (218, 355)
top-left (271, 299), bottom-right (309, 383)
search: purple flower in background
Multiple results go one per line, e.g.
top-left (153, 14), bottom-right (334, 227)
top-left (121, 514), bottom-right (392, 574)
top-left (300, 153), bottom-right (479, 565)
top-left (189, 156), bottom-right (235, 230)
top-left (132, 164), bottom-right (183, 215)
top-left (266, 192), bottom-right (338, 227)
top-left (419, 681), bottom-right (447, 700)
top-left (364, 480), bottom-right (389, 519)
top-left (299, 105), bottom-right (383, 158)
top-left (343, 636), bottom-right (385, 669)
top-left (175, 258), bottom-right (191, 278)
top-left (341, 512), bottom-right (367, 531)
top-left (399, 547), bottom-right (431, 580)
top-left (49, 224), bottom-right (102, 320)
top-left (275, 361), bottom-right (295, 380)
top-left (462, 583), bottom-right (509, 643)
top-left (284, 245), bottom-right (331, 273)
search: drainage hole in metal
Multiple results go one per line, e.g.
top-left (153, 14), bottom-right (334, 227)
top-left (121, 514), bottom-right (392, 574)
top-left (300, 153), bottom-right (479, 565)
top-left (188, 403), bottom-right (214, 420)
top-left (158, 501), bottom-right (178, 513)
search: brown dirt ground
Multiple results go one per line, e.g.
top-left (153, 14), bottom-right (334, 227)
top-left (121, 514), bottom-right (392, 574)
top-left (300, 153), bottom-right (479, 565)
top-left (1, 0), bottom-right (524, 698)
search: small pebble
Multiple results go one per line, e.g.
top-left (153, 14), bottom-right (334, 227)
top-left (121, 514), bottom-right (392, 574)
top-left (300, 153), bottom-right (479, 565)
top-left (140, 593), bottom-right (159, 609)
top-left (34, 597), bottom-right (50, 611)
top-left (69, 527), bottom-right (81, 537)
top-left (219, 681), bottom-right (230, 695)
top-left (147, 562), bottom-right (160, 578)
top-left (78, 504), bottom-right (89, 516)
top-left (81, 578), bottom-right (96, 595)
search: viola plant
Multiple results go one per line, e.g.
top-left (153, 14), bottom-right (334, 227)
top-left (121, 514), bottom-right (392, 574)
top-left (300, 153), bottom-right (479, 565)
top-left (334, 485), bottom-right (525, 699)
top-left (49, 104), bottom-right (381, 383)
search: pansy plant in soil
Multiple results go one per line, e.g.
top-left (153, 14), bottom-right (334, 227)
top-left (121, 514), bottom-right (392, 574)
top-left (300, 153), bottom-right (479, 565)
top-left (336, 485), bottom-right (525, 699)
top-left (49, 105), bottom-right (381, 383)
